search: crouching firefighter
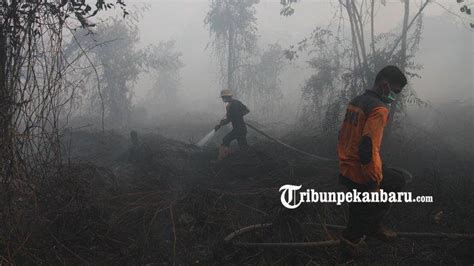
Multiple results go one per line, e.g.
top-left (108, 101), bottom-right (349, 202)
top-left (214, 89), bottom-right (250, 160)
top-left (337, 65), bottom-right (409, 258)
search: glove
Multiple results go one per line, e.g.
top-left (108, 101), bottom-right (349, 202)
top-left (214, 124), bottom-right (221, 131)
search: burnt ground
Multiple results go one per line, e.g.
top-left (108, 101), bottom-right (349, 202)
top-left (2, 126), bottom-right (473, 265)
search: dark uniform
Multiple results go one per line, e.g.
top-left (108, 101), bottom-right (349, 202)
top-left (222, 99), bottom-right (249, 148)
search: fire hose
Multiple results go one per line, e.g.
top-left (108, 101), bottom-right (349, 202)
top-left (245, 122), bottom-right (414, 182)
top-left (221, 125), bottom-right (458, 247)
top-left (245, 122), bottom-right (336, 162)
top-left (224, 223), bottom-right (474, 248)
top-left (197, 122), bottom-right (413, 180)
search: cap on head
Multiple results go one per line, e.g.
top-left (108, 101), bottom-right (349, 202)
top-left (374, 65), bottom-right (408, 89)
top-left (220, 89), bottom-right (233, 98)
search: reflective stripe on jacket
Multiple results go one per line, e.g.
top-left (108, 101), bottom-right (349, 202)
top-left (337, 90), bottom-right (389, 186)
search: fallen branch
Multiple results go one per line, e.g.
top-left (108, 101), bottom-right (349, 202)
top-left (309, 223), bottom-right (474, 239)
top-left (170, 204), bottom-right (177, 266)
top-left (233, 239), bottom-right (341, 248)
top-left (224, 223), bottom-right (272, 242)
top-left (49, 232), bottom-right (89, 265)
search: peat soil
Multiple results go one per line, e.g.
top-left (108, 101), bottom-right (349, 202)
top-left (5, 127), bottom-right (473, 265)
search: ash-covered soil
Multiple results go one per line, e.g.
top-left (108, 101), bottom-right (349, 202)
top-left (5, 128), bottom-right (473, 265)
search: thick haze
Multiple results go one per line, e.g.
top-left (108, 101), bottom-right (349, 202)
top-left (99, 0), bottom-right (472, 118)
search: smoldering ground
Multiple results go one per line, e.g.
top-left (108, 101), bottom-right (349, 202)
top-left (0, 0), bottom-right (472, 265)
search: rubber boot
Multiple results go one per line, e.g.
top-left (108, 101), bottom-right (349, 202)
top-left (218, 145), bottom-right (231, 161)
top-left (367, 223), bottom-right (397, 242)
top-left (339, 235), bottom-right (368, 261)
top-left (366, 204), bottom-right (397, 242)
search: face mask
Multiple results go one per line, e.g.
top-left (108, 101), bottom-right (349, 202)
top-left (380, 86), bottom-right (397, 103)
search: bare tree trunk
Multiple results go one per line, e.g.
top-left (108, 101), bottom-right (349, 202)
top-left (388, 0), bottom-right (429, 57)
top-left (351, 1), bottom-right (367, 66)
top-left (350, 0), bottom-right (368, 88)
top-left (385, 0), bottom-right (409, 141)
top-left (227, 25), bottom-right (234, 91)
top-left (345, 3), bottom-right (360, 65)
top-left (0, 23), bottom-right (6, 133)
top-left (0, 1), bottom-right (18, 217)
top-left (344, 0), bottom-right (366, 95)
top-left (370, 0), bottom-right (376, 64)
top-left (0, 3), bottom-right (13, 190)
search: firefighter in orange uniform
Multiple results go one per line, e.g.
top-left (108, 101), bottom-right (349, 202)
top-left (337, 66), bottom-right (408, 256)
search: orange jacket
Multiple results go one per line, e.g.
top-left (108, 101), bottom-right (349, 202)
top-left (337, 90), bottom-right (389, 187)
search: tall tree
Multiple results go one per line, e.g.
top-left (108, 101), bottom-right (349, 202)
top-left (384, 0), bottom-right (422, 141)
top-left (0, 1), bottom-right (127, 261)
top-left (67, 18), bottom-right (144, 128)
top-left (240, 43), bottom-right (286, 121)
top-left (204, 0), bottom-right (258, 94)
top-left (91, 19), bottom-right (143, 128)
top-left (0, 0), bottom-right (127, 189)
top-left (144, 40), bottom-right (184, 111)
top-left (66, 18), bottom-right (183, 127)
top-left (282, 1), bottom-right (428, 134)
